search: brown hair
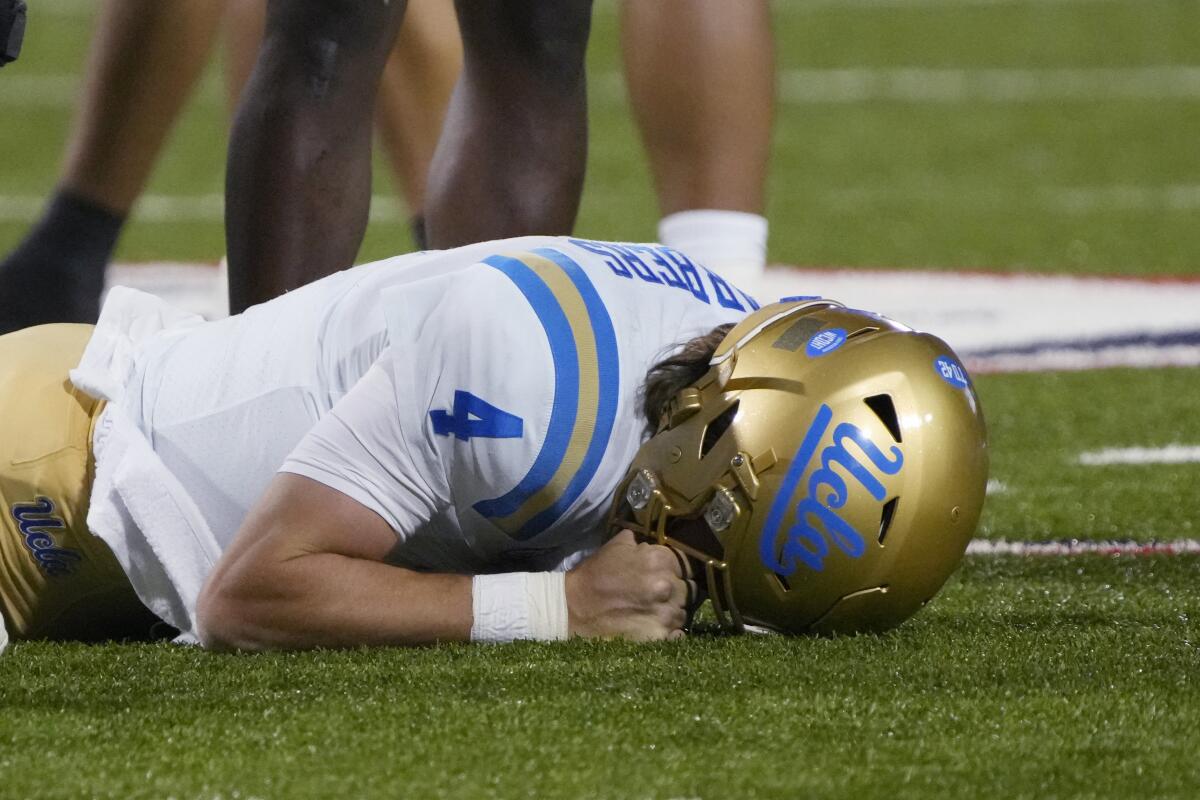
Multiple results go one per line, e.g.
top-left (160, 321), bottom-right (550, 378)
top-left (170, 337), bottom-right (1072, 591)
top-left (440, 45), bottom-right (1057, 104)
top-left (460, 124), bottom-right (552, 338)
top-left (639, 323), bottom-right (734, 435)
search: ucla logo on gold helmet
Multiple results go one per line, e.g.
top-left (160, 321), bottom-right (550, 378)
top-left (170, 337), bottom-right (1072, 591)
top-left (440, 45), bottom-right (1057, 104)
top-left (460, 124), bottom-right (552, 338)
top-left (759, 404), bottom-right (904, 576)
top-left (934, 355), bottom-right (971, 389)
top-left (805, 327), bottom-right (847, 357)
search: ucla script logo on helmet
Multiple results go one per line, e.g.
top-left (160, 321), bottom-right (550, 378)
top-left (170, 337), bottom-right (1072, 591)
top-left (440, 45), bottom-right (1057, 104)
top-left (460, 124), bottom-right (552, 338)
top-left (759, 405), bottom-right (904, 576)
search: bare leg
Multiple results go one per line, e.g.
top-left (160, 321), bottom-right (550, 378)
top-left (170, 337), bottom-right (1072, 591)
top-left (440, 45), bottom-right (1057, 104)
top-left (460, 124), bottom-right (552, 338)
top-left (64, 0), bottom-right (228, 213)
top-left (375, 0), bottom-right (462, 246)
top-left (223, 0), bottom-right (459, 252)
top-left (224, 0), bottom-right (408, 313)
top-left (620, 0), bottom-right (774, 275)
top-left (423, 0), bottom-right (593, 248)
top-left (222, 0), bottom-right (267, 115)
top-left (0, 0), bottom-right (226, 333)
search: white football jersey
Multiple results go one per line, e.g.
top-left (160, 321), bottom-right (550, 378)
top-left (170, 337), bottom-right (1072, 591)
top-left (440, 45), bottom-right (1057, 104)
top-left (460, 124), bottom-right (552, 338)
top-left (77, 236), bottom-right (755, 632)
top-left (280, 237), bottom-right (756, 573)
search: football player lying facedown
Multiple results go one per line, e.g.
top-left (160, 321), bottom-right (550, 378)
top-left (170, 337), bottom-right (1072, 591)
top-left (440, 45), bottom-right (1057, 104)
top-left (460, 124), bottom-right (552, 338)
top-left (0, 236), bottom-right (987, 653)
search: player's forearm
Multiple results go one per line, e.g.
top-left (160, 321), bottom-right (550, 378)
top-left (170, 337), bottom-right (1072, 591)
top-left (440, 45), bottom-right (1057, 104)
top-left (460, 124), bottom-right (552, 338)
top-left (197, 552), bottom-right (472, 651)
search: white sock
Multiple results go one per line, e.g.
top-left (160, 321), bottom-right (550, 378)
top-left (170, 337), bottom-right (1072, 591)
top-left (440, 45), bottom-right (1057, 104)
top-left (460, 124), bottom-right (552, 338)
top-left (658, 210), bottom-right (769, 286)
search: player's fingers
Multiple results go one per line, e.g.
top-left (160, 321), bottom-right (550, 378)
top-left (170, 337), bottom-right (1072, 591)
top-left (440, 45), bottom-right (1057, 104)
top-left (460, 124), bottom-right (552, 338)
top-left (670, 604), bottom-right (687, 630)
top-left (626, 621), bottom-right (671, 643)
top-left (642, 597), bottom-right (690, 640)
top-left (610, 529), bottom-right (638, 547)
top-left (644, 544), bottom-right (687, 578)
top-left (657, 589), bottom-right (688, 629)
top-left (668, 574), bottom-right (692, 610)
top-left (667, 628), bottom-right (686, 642)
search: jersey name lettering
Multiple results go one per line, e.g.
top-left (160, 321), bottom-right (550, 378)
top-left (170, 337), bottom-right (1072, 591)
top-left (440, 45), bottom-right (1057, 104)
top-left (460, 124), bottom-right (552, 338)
top-left (568, 238), bottom-right (759, 311)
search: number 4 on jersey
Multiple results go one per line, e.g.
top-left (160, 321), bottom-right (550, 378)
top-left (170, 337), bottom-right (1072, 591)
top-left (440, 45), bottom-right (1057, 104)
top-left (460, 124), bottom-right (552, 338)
top-left (430, 391), bottom-right (524, 441)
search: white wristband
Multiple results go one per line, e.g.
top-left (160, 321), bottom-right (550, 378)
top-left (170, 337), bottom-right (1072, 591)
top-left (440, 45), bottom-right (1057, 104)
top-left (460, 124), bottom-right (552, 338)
top-left (470, 572), bottom-right (569, 643)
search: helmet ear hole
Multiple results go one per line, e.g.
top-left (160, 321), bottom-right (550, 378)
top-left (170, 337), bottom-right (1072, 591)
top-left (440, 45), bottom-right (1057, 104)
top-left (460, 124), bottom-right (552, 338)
top-left (700, 400), bottom-right (740, 458)
top-left (846, 325), bottom-right (880, 341)
top-left (878, 497), bottom-right (900, 544)
top-left (864, 394), bottom-right (902, 443)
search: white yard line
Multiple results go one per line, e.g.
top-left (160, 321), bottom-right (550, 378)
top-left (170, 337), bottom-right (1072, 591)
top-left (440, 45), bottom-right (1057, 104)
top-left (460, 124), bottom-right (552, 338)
top-left (1051, 185), bottom-right (1200, 213)
top-left (597, 0), bottom-right (1136, 13)
top-left (1078, 445), bottom-right (1200, 466)
top-left (826, 183), bottom-right (1200, 214)
top-left (8, 66), bottom-right (1200, 110)
top-left (781, 0), bottom-right (1134, 8)
top-left (37, 0), bottom-right (1154, 21)
top-left (5, 182), bottom-right (1199, 225)
top-left (967, 539), bottom-right (1200, 556)
top-left (776, 66), bottom-right (1200, 104)
top-left (0, 194), bottom-right (406, 224)
top-left (593, 66), bottom-right (1200, 105)
top-left (0, 74), bottom-right (223, 108)
top-left (0, 74), bottom-right (77, 106)
top-left (32, 0), bottom-right (95, 16)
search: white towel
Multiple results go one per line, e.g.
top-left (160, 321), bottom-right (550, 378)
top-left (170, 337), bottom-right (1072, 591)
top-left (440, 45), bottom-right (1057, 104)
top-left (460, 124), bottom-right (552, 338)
top-left (71, 286), bottom-right (218, 642)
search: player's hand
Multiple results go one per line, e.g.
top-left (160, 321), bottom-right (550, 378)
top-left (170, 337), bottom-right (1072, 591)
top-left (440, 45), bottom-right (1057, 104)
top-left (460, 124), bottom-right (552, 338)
top-left (565, 529), bottom-right (695, 641)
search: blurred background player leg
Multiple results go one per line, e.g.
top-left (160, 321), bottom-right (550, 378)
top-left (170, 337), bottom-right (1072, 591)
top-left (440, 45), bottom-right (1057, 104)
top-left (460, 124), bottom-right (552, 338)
top-left (374, 0), bottom-right (463, 250)
top-left (223, 0), bottom-right (459, 255)
top-left (224, 0), bottom-right (409, 313)
top-left (222, 0), bottom-right (266, 116)
top-left (0, 0), bottom-right (226, 334)
top-left (422, 0), bottom-right (593, 247)
top-left (620, 0), bottom-right (775, 285)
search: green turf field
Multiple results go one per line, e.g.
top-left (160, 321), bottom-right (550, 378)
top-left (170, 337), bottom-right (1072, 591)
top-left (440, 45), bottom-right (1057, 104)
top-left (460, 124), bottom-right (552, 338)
top-left (2, 1), bottom-right (1199, 797)
top-left (2, 368), bottom-right (1198, 798)
top-left (2, 0), bottom-right (1199, 272)
top-left (2, 556), bottom-right (1198, 799)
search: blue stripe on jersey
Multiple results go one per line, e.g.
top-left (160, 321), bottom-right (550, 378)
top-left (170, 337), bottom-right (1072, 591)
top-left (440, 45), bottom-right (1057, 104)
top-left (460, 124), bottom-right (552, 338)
top-left (517, 247), bottom-right (621, 536)
top-left (473, 255), bottom-right (580, 530)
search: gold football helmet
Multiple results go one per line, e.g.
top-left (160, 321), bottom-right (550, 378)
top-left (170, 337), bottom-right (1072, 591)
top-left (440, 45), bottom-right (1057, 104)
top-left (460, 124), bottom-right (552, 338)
top-left (612, 299), bottom-right (988, 635)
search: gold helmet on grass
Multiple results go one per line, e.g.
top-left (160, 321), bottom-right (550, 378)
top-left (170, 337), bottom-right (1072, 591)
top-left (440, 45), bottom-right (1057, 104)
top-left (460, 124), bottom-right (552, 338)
top-left (613, 299), bottom-right (989, 635)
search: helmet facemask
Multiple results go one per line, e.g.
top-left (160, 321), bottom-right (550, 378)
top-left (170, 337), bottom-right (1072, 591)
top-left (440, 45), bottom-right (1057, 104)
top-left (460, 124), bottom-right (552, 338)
top-left (609, 355), bottom-right (768, 632)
